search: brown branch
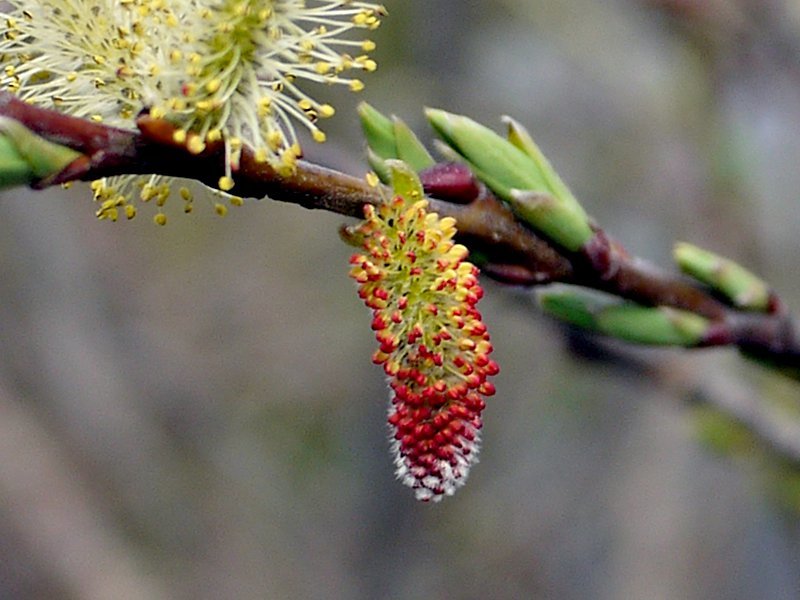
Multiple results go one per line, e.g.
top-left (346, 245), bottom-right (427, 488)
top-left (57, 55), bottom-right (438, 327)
top-left (1, 91), bottom-right (799, 370)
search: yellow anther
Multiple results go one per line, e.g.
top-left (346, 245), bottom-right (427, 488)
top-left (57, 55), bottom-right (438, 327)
top-left (187, 136), bottom-right (205, 154)
top-left (218, 176), bottom-right (235, 191)
top-left (267, 130), bottom-right (284, 150)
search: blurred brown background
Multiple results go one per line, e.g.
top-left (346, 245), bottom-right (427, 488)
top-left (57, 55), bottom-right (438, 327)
top-left (2, 0), bottom-right (800, 598)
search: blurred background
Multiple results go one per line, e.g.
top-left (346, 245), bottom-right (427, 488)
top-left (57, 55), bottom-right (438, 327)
top-left (2, 0), bottom-right (800, 598)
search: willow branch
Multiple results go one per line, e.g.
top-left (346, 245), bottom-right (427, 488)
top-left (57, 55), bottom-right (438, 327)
top-left (1, 91), bottom-right (798, 369)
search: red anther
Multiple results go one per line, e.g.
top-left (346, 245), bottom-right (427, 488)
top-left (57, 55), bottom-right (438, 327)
top-left (393, 384), bottom-right (409, 400)
top-left (469, 322), bottom-right (487, 336)
top-left (429, 394), bottom-right (447, 408)
top-left (379, 339), bottom-right (398, 353)
top-left (432, 413), bottom-right (449, 429)
top-left (436, 446), bottom-right (454, 460)
top-left (415, 423), bottom-right (434, 439)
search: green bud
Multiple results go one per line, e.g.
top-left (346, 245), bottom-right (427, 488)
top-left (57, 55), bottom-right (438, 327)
top-left (0, 134), bottom-right (36, 188)
top-left (393, 117), bottom-right (435, 173)
top-left (536, 286), bottom-right (615, 331)
top-left (425, 108), bottom-right (593, 250)
top-left (366, 148), bottom-right (392, 184)
top-left (502, 116), bottom-right (584, 217)
top-left (674, 242), bottom-right (770, 311)
top-left (425, 108), bottom-right (543, 198)
top-left (538, 285), bottom-right (711, 346)
top-left (597, 304), bottom-right (711, 346)
top-left (0, 117), bottom-right (81, 184)
top-left (358, 102), bottom-right (396, 160)
top-left (359, 103), bottom-right (434, 184)
top-left (386, 160), bottom-right (425, 202)
top-left (511, 189), bottom-right (595, 252)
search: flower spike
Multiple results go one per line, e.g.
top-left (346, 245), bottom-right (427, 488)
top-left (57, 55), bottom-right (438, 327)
top-left (347, 163), bottom-right (499, 502)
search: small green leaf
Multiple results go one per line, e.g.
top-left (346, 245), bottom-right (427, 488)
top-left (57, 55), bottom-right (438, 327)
top-left (425, 108), bottom-right (543, 198)
top-left (0, 135), bottom-right (36, 188)
top-left (0, 117), bottom-right (80, 181)
top-left (538, 285), bottom-right (711, 346)
top-left (597, 305), bottom-right (710, 346)
top-left (537, 286), bottom-right (613, 331)
top-left (393, 117), bottom-right (435, 172)
top-left (387, 160), bottom-right (425, 202)
top-left (366, 148), bottom-right (392, 184)
top-left (511, 189), bottom-right (595, 252)
top-left (674, 242), bottom-right (771, 311)
top-left (358, 102), bottom-right (396, 160)
top-left (425, 108), bottom-right (593, 250)
top-left (503, 115), bottom-right (583, 216)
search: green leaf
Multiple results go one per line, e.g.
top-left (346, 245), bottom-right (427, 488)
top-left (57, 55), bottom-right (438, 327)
top-left (538, 285), bottom-right (711, 346)
top-left (393, 117), bottom-right (434, 172)
top-left (537, 286), bottom-right (614, 331)
top-left (387, 160), bottom-right (425, 202)
top-left (0, 117), bottom-right (80, 181)
top-left (366, 148), bottom-right (392, 184)
top-left (425, 108), bottom-right (544, 198)
top-left (674, 242), bottom-right (770, 311)
top-left (510, 189), bottom-right (595, 252)
top-left (358, 102), bottom-right (396, 160)
top-left (425, 108), bottom-right (593, 250)
top-left (0, 135), bottom-right (36, 188)
top-left (597, 305), bottom-right (710, 346)
top-left (503, 115), bottom-right (583, 215)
